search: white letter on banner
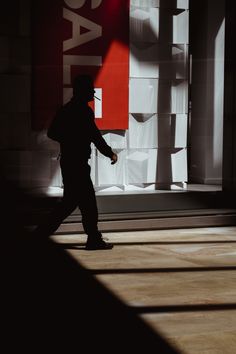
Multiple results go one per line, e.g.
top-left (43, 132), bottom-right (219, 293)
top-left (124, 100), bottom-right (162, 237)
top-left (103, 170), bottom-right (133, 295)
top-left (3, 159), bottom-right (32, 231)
top-left (63, 55), bottom-right (102, 84)
top-left (64, 0), bottom-right (102, 9)
top-left (91, 0), bottom-right (102, 9)
top-left (63, 8), bottom-right (102, 51)
top-left (94, 88), bottom-right (102, 118)
top-left (64, 0), bottom-right (86, 8)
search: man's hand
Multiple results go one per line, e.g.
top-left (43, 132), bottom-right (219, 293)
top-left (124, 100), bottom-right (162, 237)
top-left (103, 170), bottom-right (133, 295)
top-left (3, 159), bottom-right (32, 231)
top-left (111, 153), bottom-right (118, 165)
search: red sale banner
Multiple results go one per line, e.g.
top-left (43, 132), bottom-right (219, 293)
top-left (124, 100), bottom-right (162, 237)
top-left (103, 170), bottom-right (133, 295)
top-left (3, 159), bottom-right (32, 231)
top-left (32, 0), bottom-right (129, 131)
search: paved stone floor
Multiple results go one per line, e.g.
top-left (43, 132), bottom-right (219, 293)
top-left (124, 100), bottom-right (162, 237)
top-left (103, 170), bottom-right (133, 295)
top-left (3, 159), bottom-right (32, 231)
top-left (52, 226), bottom-right (236, 354)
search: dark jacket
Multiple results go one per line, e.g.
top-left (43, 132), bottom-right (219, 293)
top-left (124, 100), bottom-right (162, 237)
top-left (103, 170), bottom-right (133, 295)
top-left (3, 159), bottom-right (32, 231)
top-left (47, 98), bottom-right (114, 161)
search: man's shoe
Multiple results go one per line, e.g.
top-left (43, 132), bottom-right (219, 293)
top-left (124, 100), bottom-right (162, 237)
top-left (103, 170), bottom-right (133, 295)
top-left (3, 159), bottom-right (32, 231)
top-left (85, 238), bottom-right (113, 250)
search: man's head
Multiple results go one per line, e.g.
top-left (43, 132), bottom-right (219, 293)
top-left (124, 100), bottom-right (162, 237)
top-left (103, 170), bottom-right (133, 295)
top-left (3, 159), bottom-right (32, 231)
top-left (72, 74), bottom-right (95, 102)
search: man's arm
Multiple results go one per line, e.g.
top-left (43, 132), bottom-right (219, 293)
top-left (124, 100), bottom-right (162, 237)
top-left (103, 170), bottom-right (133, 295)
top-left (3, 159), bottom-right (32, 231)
top-left (90, 117), bottom-right (118, 164)
top-left (111, 153), bottom-right (118, 165)
top-left (47, 108), bottom-right (64, 142)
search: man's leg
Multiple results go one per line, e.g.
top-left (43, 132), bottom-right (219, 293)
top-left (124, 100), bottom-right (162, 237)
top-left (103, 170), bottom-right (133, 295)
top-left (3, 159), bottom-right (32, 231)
top-left (33, 187), bottom-right (77, 239)
top-left (79, 180), bottom-right (99, 238)
top-left (78, 164), bottom-right (113, 250)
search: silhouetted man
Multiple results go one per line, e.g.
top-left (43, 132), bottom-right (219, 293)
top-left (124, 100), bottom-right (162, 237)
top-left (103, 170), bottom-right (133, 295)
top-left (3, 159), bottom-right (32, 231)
top-left (34, 74), bottom-right (117, 250)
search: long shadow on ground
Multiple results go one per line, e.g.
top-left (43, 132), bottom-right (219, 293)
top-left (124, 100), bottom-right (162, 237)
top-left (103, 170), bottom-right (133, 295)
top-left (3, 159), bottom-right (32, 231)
top-left (2, 182), bottom-right (179, 353)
